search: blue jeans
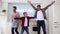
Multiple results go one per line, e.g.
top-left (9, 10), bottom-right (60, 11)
top-left (20, 26), bottom-right (29, 34)
top-left (37, 20), bottom-right (46, 34)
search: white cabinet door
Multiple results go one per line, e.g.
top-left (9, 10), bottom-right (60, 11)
top-left (53, 5), bottom-right (60, 34)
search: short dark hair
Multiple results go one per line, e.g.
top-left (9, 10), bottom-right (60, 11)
top-left (37, 5), bottom-right (41, 7)
top-left (13, 6), bottom-right (17, 9)
top-left (23, 12), bottom-right (27, 15)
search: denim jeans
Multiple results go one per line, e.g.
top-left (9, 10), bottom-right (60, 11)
top-left (37, 20), bottom-right (46, 34)
top-left (20, 26), bottom-right (29, 34)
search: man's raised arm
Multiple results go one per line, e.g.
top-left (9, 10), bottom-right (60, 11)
top-left (28, 0), bottom-right (37, 10)
top-left (43, 1), bottom-right (55, 10)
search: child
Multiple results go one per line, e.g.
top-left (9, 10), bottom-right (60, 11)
top-left (15, 12), bottom-right (36, 34)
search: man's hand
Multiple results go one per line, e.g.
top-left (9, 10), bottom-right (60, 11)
top-left (52, 1), bottom-right (55, 4)
top-left (28, 0), bottom-right (31, 3)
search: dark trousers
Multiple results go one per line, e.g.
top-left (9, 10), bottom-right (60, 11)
top-left (11, 27), bottom-right (19, 34)
top-left (37, 20), bottom-right (46, 34)
top-left (20, 26), bottom-right (29, 34)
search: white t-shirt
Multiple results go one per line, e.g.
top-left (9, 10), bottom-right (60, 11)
top-left (24, 18), bottom-right (28, 26)
top-left (37, 10), bottom-right (44, 20)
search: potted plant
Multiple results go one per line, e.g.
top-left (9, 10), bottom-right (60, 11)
top-left (2, 9), bottom-right (6, 15)
top-left (2, 9), bottom-right (6, 13)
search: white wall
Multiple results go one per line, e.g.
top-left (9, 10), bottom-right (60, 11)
top-left (0, 13), bottom-right (7, 34)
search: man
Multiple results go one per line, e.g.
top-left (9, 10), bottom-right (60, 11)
top-left (28, 0), bottom-right (55, 34)
top-left (15, 12), bottom-right (36, 34)
top-left (12, 6), bottom-right (20, 34)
